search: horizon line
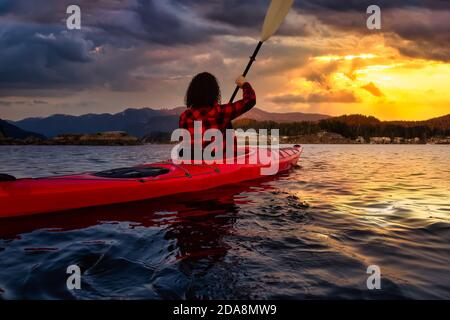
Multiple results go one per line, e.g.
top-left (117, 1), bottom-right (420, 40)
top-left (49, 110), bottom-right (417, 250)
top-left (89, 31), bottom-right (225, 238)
top-left (3, 106), bottom-right (449, 123)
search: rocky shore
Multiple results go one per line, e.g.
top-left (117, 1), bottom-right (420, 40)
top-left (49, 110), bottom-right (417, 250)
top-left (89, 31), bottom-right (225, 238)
top-left (0, 131), bottom-right (142, 146)
top-left (1, 130), bottom-right (449, 145)
top-left (280, 132), bottom-right (450, 144)
top-left (280, 132), bottom-right (353, 144)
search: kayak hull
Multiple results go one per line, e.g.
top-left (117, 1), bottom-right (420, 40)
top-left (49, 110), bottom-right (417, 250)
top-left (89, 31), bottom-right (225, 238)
top-left (0, 146), bottom-right (302, 218)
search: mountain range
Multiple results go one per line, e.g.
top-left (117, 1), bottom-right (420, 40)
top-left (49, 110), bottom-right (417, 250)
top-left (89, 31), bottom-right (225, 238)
top-left (3, 107), bottom-right (449, 140)
top-left (0, 119), bottom-right (45, 140)
top-left (238, 108), bottom-right (330, 123)
top-left (7, 107), bottom-right (330, 138)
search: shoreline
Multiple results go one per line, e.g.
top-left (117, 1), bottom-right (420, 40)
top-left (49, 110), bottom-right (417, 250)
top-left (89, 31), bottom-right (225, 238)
top-left (1, 141), bottom-right (448, 146)
top-left (1, 131), bottom-right (449, 146)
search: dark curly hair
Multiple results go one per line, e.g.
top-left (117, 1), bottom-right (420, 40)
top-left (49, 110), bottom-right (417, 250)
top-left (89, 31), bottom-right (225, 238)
top-left (185, 72), bottom-right (221, 109)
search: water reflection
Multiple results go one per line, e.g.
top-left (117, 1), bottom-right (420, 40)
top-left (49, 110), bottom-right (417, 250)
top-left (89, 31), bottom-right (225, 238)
top-left (0, 144), bottom-right (449, 299)
top-left (0, 178), bottom-right (277, 299)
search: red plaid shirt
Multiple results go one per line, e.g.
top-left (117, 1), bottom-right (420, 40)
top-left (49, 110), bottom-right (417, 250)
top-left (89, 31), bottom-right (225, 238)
top-left (179, 82), bottom-right (256, 152)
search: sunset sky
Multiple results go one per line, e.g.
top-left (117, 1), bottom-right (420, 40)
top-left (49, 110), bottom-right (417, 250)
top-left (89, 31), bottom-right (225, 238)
top-left (0, 0), bottom-right (449, 121)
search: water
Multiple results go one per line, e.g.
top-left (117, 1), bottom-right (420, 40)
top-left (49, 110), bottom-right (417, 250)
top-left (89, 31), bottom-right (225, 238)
top-left (0, 144), bottom-right (449, 299)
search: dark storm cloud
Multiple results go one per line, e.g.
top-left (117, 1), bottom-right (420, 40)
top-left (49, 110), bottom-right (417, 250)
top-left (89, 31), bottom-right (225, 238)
top-left (291, 0), bottom-right (450, 62)
top-left (0, 0), bottom-right (132, 93)
top-left (0, 0), bottom-right (231, 45)
top-left (0, 23), bottom-right (93, 88)
top-left (0, 0), bottom-right (15, 15)
top-left (0, 20), bottom-right (154, 96)
top-left (383, 9), bottom-right (450, 62)
top-left (0, 0), bottom-right (128, 20)
top-left (193, 0), bottom-right (269, 28)
top-left (294, 0), bottom-right (426, 11)
top-left (185, 0), bottom-right (450, 62)
top-left (0, 0), bottom-right (71, 24)
top-left (0, 0), bottom-right (241, 96)
top-left (1, 0), bottom-right (449, 100)
top-left (113, 0), bottom-right (231, 45)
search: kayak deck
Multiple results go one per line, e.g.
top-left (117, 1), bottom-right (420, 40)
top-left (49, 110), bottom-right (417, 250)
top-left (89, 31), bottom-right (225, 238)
top-left (0, 146), bottom-right (302, 218)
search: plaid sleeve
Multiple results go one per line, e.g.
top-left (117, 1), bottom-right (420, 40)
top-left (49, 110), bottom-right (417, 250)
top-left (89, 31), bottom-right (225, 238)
top-left (222, 82), bottom-right (256, 122)
top-left (179, 111), bottom-right (186, 129)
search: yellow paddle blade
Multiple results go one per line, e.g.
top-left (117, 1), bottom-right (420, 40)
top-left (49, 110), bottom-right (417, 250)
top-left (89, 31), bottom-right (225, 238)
top-left (260, 0), bottom-right (294, 42)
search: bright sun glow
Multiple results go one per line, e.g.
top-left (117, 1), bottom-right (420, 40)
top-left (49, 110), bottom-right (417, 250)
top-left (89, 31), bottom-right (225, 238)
top-left (267, 42), bottom-right (450, 121)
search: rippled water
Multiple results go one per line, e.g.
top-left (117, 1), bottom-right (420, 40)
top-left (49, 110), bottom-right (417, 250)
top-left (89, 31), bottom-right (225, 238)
top-left (0, 144), bottom-right (449, 299)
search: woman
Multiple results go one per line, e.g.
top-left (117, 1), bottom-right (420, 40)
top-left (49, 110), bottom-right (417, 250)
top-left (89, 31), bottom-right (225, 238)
top-left (179, 72), bottom-right (256, 160)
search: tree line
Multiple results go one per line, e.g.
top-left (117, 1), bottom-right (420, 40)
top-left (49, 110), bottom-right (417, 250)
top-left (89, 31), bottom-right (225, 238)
top-left (233, 115), bottom-right (450, 140)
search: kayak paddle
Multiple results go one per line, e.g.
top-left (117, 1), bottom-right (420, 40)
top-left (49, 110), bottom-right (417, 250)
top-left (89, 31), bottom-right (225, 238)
top-left (229, 0), bottom-right (294, 103)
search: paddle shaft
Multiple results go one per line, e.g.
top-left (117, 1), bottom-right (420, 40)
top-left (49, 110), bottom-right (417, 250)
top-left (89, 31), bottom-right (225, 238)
top-left (229, 41), bottom-right (263, 103)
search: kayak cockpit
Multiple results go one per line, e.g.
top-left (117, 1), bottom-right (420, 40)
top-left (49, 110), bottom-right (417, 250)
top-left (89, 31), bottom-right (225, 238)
top-left (93, 166), bottom-right (170, 179)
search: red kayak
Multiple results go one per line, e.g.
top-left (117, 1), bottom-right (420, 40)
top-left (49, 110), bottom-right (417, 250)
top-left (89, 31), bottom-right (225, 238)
top-left (0, 146), bottom-right (302, 218)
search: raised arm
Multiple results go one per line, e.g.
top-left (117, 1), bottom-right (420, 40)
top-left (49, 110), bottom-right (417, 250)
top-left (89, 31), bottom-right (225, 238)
top-left (222, 77), bottom-right (256, 121)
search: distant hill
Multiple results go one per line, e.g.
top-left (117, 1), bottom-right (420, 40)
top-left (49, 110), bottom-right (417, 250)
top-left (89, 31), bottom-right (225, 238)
top-left (323, 113), bottom-right (450, 129)
top-left (237, 108), bottom-right (330, 122)
top-left (388, 114), bottom-right (450, 130)
top-left (324, 114), bottom-right (381, 125)
top-left (235, 113), bottom-right (450, 141)
top-left (10, 107), bottom-right (331, 138)
top-left (0, 119), bottom-right (46, 140)
top-left (12, 108), bottom-right (180, 138)
top-left (10, 105), bottom-right (447, 140)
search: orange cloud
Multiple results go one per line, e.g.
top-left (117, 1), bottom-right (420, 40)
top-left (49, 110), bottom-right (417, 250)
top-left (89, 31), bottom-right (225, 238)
top-left (361, 82), bottom-right (384, 97)
top-left (271, 90), bottom-right (359, 104)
